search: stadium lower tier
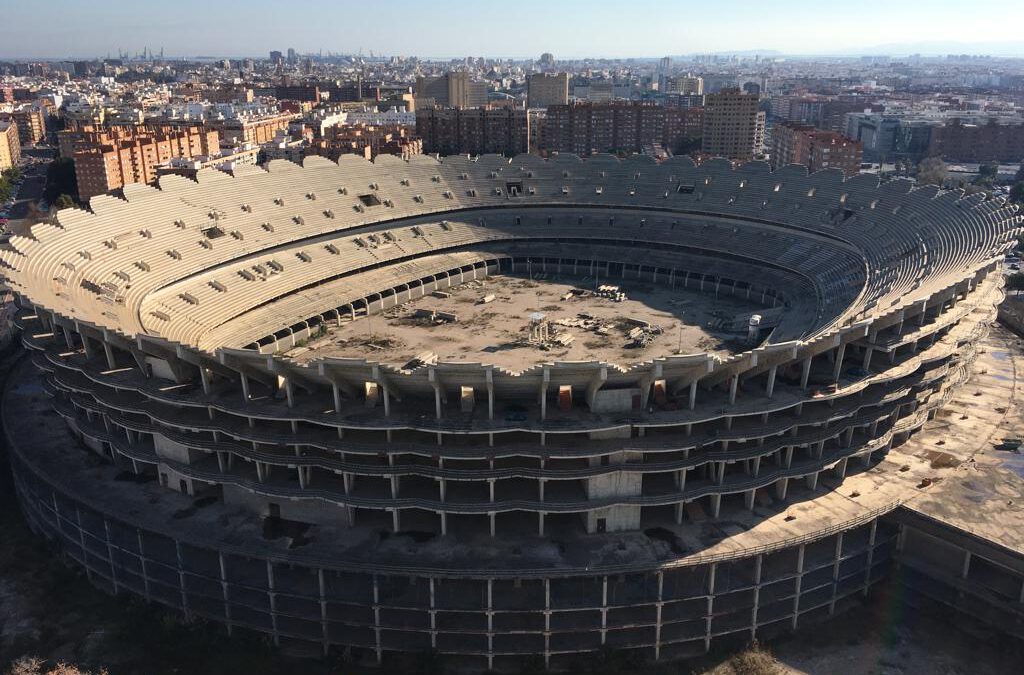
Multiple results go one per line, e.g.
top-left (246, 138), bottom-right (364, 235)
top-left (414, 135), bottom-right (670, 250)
top-left (0, 269), bottom-right (998, 670)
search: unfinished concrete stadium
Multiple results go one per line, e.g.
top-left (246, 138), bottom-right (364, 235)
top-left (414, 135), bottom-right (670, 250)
top-left (3, 153), bottom-right (1024, 671)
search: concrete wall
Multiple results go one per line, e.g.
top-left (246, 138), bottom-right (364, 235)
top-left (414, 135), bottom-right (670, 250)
top-left (223, 483), bottom-right (347, 526)
top-left (153, 433), bottom-right (201, 464)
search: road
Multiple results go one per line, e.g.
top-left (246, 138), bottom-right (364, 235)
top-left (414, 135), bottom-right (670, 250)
top-left (3, 146), bottom-right (54, 236)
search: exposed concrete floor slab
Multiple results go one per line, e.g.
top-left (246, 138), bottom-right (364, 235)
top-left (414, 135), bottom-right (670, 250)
top-left (289, 274), bottom-right (770, 371)
top-left (899, 324), bottom-right (1024, 557)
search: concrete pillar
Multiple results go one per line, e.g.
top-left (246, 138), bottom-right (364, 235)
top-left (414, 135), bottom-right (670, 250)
top-left (729, 375), bottom-right (739, 405)
top-left (863, 519), bottom-right (877, 596)
top-left (600, 575), bottom-right (609, 645)
top-left (373, 576), bottom-right (382, 664)
top-left (103, 519), bottom-right (119, 594)
top-left (220, 553), bottom-right (234, 636)
top-left (486, 369), bottom-right (494, 421)
top-left (800, 356), bottom-right (812, 389)
top-left (829, 532), bottom-right (844, 614)
top-left (174, 540), bottom-right (190, 621)
top-left (832, 343), bottom-right (846, 382)
top-left (689, 380), bottom-right (698, 410)
top-left (792, 544), bottom-right (805, 629)
top-left (806, 471), bottom-right (819, 491)
top-left (318, 568), bottom-right (328, 654)
top-left (102, 341), bottom-right (116, 369)
top-left (710, 493), bottom-right (722, 518)
top-left (655, 571), bottom-right (664, 660)
top-left (775, 477), bottom-right (789, 501)
top-left (766, 365), bottom-right (778, 398)
top-left (750, 554), bottom-right (763, 639)
top-left (704, 563), bottom-right (717, 652)
top-left (862, 347), bottom-right (873, 371)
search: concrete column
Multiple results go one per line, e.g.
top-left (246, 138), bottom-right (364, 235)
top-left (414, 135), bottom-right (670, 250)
top-left (539, 368), bottom-right (550, 420)
top-left (544, 579), bottom-right (551, 669)
top-left (221, 552), bottom-right (234, 636)
top-left (102, 341), bottom-right (116, 369)
top-left (655, 570), bottom-right (664, 660)
top-left (239, 372), bottom-right (251, 402)
top-left (710, 493), bottom-right (722, 518)
top-left (792, 544), bottom-right (805, 629)
top-left (862, 347), bottom-right (873, 371)
top-left (750, 554), bottom-right (763, 639)
top-left (829, 532), bottom-right (844, 614)
top-left (601, 575), bottom-right (608, 645)
top-left (961, 550), bottom-right (972, 579)
top-left (689, 380), bottom-right (698, 410)
top-left (486, 579), bottom-right (494, 671)
top-left (806, 471), bottom-right (819, 491)
top-left (486, 369), bottom-right (494, 421)
top-left (704, 563), bottom-right (717, 652)
top-left (318, 568), bottom-right (328, 654)
top-left (766, 365), bottom-right (778, 398)
top-left (775, 477), bottom-right (789, 500)
top-left (266, 560), bottom-right (279, 645)
top-left (103, 519), bottom-right (119, 595)
top-left (863, 519), bottom-right (877, 596)
top-left (373, 576), bottom-right (382, 664)
top-left (800, 356), bottom-right (812, 389)
top-left (136, 529), bottom-right (151, 603)
top-left (832, 343), bottom-right (846, 382)
top-left (729, 375), bottom-right (739, 405)
top-left (174, 540), bottom-right (190, 621)
top-left (429, 577), bottom-right (437, 649)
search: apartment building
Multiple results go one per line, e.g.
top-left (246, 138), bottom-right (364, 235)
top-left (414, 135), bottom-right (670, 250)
top-left (542, 102), bottom-right (703, 155)
top-left (73, 126), bottom-right (220, 201)
top-left (416, 106), bottom-right (528, 156)
top-left (527, 73), bottom-right (569, 109)
top-left (415, 72), bottom-right (488, 109)
top-left (662, 74), bottom-right (704, 95)
top-left (308, 124), bottom-right (422, 161)
top-left (0, 120), bottom-right (21, 171)
top-left (702, 89), bottom-right (763, 161)
top-left (207, 112), bottom-right (298, 145)
top-left (928, 118), bottom-right (1024, 163)
top-left (11, 107), bottom-right (45, 145)
top-left (771, 122), bottom-right (863, 177)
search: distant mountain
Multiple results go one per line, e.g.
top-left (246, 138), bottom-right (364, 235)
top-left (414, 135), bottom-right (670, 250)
top-left (837, 40), bottom-right (1024, 57)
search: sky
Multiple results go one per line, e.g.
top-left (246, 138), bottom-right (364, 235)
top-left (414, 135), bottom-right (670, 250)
top-left (1, 0), bottom-right (1023, 60)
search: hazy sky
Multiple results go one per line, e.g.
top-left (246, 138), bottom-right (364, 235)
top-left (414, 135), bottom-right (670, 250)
top-left (1, 0), bottom-right (1022, 59)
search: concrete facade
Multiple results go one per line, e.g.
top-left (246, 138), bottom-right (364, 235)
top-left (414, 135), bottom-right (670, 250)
top-left (1, 152), bottom-right (1021, 668)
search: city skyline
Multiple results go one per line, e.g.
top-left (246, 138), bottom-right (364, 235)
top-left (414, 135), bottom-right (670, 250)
top-left (3, 0), bottom-right (1024, 60)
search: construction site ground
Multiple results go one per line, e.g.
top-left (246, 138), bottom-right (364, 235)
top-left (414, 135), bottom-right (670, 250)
top-left (287, 273), bottom-right (770, 371)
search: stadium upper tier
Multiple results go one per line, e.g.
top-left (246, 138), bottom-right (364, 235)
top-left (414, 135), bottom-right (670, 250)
top-left (1, 154), bottom-right (1019, 375)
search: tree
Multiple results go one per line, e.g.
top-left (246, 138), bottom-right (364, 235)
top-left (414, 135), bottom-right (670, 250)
top-left (43, 158), bottom-right (77, 203)
top-left (977, 162), bottom-right (999, 184)
top-left (916, 157), bottom-right (948, 186)
top-left (1010, 182), bottom-right (1024, 205)
top-left (54, 194), bottom-right (75, 210)
top-left (1006, 272), bottom-right (1024, 296)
